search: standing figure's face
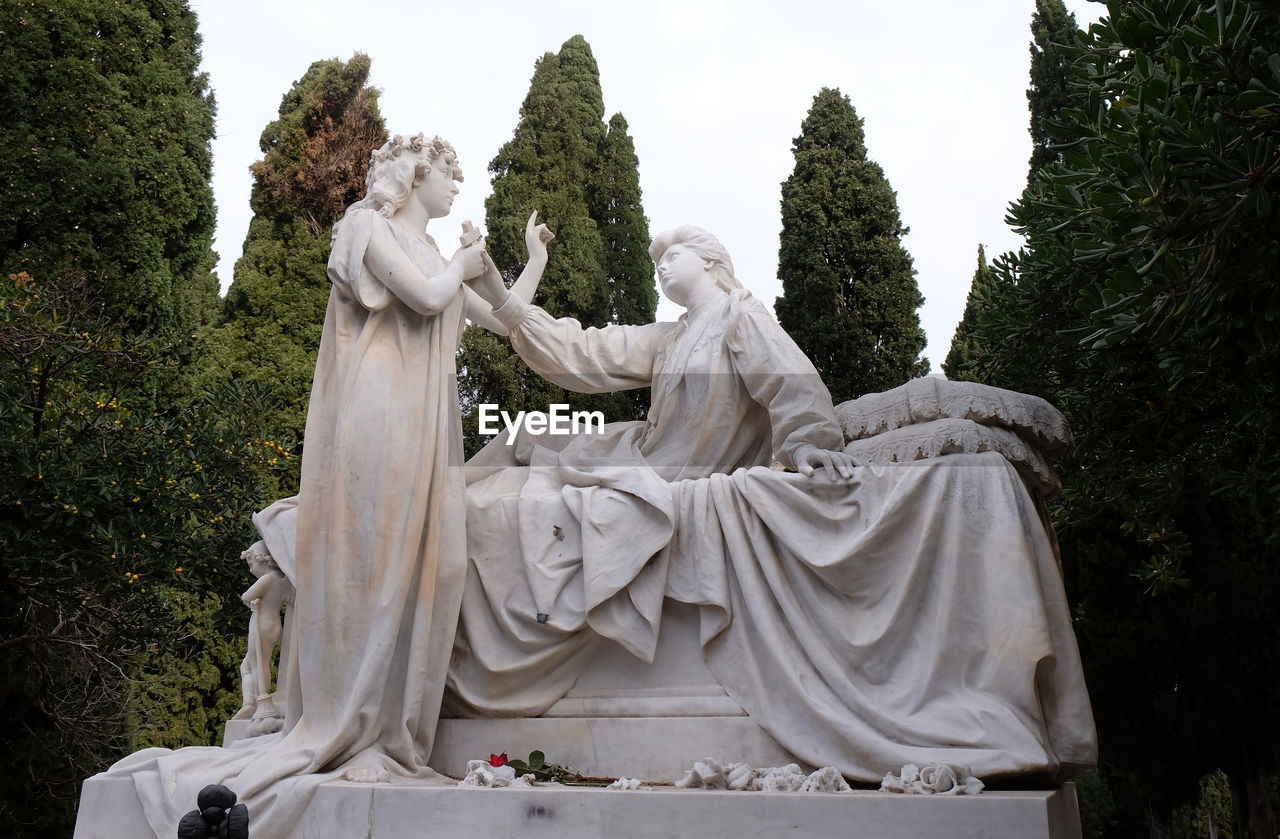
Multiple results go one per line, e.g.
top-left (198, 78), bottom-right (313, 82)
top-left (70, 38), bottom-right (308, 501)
top-left (414, 154), bottom-right (460, 220)
top-left (656, 244), bottom-right (716, 308)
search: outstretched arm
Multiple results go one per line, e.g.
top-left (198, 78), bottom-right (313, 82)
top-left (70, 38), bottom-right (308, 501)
top-left (508, 211), bottom-right (554, 304)
top-left (465, 212), bottom-right (555, 334)
top-left (362, 221), bottom-right (485, 316)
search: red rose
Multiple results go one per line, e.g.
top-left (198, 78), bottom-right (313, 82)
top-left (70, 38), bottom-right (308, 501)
top-left (489, 752), bottom-right (508, 767)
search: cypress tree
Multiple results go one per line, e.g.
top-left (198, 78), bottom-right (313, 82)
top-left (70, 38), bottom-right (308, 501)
top-left (0, 0), bottom-right (219, 354)
top-left (197, 55), bottom-right (386, 448)
top-left (942, 245), bottom-right (996, 381)
top-left (947, 2), bottom-right (1082, 383)
top-left (592, 113), bottom-right (658, 327)
top-left (459, 35), bottom-right (654, 453)
top-left (1027, 0), bottom-right (1080, 180)
top-left (774, 87), bottom-right (928, 403)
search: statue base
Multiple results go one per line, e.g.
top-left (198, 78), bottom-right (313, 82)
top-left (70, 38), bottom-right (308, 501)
top-left (227, 601), bottom-right (803, 779)
top-left (74, 775), bottom-right (1082, 839)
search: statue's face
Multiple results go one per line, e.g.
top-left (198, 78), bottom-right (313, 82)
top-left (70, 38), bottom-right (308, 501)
top-left (415, 155), bottom-right (460, 220)
top-left (656, 244), bottom-right (713, 307)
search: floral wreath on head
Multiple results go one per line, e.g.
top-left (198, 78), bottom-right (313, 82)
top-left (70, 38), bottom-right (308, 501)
top-left (369, 132), bottom-right (460, 175)
top-left (347, 132), bottom-right (463, 220)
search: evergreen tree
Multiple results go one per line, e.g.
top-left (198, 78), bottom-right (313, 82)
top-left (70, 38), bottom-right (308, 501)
top-left (942, 246), bottom-right (996, 381)
top-left (947, 1), bottom-right (1082, 383)
top-left (0, 5), bottom-right (297, 832)
top-left (0, 270), bottom-right (291, 834)
top-left (974, 3), bottom-right (1280, 836)
top-left (1027, 0), bottom-right (1080, 180)
top-left (198, 55), bottom-right (386, 449)
top-left (459, 36), bottom-right (654, 453)
top-left (774, 87), bottom-right (928, 403)
top-left (592, 114), bottom-right (658, 327)
top-left (0, 0), bottom-right (220, 356)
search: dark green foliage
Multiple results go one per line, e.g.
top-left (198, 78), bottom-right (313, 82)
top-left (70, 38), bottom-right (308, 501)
top-left (198, 55), bottom-right (386, 451)
top-left (0, 270), bottom-right (291, 834)
top-left (459, 36), bottom-right (654, 454)
top-left (942, 245), bottom-right (997, 381)
top-left (1027, 0), bottom-right (1081, 179)
top-left (593, 113), bottom-right (658, 327)
top-left (0, 0), bottom-right (220, 361)
top-left (950, 2), bottom-right (1084, 385)
top-left (973, 3), bottom-right (1280, 836)
top-left (774, 88), bottom-right (928, 403)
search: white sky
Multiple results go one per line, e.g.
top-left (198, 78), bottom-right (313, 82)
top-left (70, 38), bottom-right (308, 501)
top-left (193, 0), bottom-right (1102, 371)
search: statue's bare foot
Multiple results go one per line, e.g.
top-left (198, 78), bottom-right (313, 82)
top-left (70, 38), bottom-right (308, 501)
top-left (341, 754), bottom-right (391, 784)
top-left (343, 766), bottom-right (390, 783)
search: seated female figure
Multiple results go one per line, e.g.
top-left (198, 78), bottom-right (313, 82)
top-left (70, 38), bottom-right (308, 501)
top-left (451, 226), bottom-right (1097, 784)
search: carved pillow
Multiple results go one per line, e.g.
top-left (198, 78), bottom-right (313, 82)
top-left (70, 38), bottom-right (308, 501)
top-left (841, 417), bottom-right (1062, 496)
top-left (834, 378), bottom-right (1072, 454)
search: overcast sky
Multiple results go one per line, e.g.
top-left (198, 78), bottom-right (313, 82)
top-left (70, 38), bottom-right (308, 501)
top-left (192, 0), bottom-right (1102, 371)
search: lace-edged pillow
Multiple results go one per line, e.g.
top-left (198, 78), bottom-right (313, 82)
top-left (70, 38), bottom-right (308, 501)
top-left (841, 417), bottom-right (1062, 496)
top-left (835, 378), bottom-right (1072, 454)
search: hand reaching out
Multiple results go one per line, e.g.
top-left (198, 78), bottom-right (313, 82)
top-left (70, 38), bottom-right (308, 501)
top-left (465, 255), bottom-right (508, 307)
top-left (525, 211), bottom-right (554, 263)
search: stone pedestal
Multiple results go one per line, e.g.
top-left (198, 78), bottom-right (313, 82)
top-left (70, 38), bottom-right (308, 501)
top-left (227, 602), bottom-right (802, 779)
top-left (145, 599), bottom-right (1086, 839)
top-left (74, 775), bottom-right (1083, 839)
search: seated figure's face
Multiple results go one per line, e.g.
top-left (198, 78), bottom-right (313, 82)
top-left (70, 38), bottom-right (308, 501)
top-left (657, 244), bottom-right (714, 307)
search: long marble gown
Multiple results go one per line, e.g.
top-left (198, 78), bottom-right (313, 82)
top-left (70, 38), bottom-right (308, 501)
top-left (102, 208), bottom-right (468, 837)
top-left (449, 288), bottom-right (1097, 782)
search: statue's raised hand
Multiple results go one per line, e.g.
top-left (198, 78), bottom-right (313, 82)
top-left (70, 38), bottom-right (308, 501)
top-left (525, 211), bottom-right (554, 263)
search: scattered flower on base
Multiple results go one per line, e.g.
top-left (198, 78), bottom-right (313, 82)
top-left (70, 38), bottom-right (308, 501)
top-left (880, 763), bottom-right (984, 795)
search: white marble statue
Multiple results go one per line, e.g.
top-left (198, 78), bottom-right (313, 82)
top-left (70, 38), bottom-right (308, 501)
top-left (83, 177), bottom-right (1095, 838)
top-left (448, 225), bottom-right (1097, 782)
top-left (94, 133), bottom-right (553, 839)
top-left (230, 543), bottom-right (293, 735)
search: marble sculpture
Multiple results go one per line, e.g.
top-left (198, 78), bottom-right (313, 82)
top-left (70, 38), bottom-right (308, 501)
top-left (84, 133), bottom-right (1096, 839)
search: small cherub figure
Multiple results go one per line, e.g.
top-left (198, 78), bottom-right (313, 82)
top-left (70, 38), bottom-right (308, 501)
top-left (230, 541), bottom-right (294, 735)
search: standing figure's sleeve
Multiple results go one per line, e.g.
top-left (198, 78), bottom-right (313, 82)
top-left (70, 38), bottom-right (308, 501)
top-left (492, 296), bottom-right (677, 394)
top-left (327, 209), bottom-right (395, 311)
top-left (725, 294), bottom-right (845, 470)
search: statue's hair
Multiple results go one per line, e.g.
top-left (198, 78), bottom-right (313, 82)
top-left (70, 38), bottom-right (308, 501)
top-left (241, 547), bottom-right (280, 574)
top-left (648, 226), bottom-right (743, 293)
top-left (344, 133), bottom-right (462, 218)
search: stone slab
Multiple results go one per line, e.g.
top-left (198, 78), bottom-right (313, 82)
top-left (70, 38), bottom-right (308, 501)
top-left (75, 775), bottom-right (1081, 839)
top-left (73, 776), bottom-right (153, 839)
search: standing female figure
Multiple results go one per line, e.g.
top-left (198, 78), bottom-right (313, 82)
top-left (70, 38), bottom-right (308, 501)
top-left (99, 133), bottom-right (552, 836)
top-left (270, 132), bottom-right (539, 784)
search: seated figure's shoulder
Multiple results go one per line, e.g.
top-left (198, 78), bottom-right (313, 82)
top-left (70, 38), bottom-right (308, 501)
top-left (724, 290), bottom-right (781, 338)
